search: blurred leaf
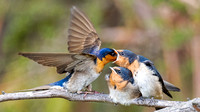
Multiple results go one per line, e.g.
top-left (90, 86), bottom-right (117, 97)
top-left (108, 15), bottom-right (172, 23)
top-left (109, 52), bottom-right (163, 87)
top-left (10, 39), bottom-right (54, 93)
top-left (167, 0), bottom-right (188, 14)
top-left (164, 27), bottom-right (193, 50)
top-left (2, 0), bottom-right (66, 55)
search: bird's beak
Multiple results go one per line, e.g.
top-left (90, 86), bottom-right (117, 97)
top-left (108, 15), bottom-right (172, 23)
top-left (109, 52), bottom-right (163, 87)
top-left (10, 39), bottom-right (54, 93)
top-left (112, 48), bottom-right (119, 63)
top-left (109, 67), bottom-right (117, 74)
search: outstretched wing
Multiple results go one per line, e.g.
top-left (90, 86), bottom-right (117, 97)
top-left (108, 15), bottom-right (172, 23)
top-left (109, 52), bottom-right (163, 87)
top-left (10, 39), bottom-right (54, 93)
top-left (19, 52), bottom-right (96, 74)
top-left (68, 6), bottom-right (101, 54)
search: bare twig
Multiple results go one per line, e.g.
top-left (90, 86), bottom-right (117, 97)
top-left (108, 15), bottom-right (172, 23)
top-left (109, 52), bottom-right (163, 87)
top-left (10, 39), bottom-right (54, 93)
top-left (0, 88), bottom-right (180, 106)
top-left (0, 89), bottom-right (199, 112)
top-left (156, 98), bottom-right (200, 112)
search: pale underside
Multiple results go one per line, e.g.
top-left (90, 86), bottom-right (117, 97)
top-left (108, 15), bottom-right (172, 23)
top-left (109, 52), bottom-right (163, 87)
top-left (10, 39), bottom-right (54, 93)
top-left (63, 60), bottom-right (100, 93)
top-left (106, 77), bottom-right (140, 105)
top-left (134, 63), bottom-right (163, 99)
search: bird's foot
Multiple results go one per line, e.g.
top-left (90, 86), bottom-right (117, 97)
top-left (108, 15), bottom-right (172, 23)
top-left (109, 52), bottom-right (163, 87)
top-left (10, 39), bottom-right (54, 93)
top-left (137, 96), bottom-right (145, 102)
top-left (85, 84), bottom-right (92, 92)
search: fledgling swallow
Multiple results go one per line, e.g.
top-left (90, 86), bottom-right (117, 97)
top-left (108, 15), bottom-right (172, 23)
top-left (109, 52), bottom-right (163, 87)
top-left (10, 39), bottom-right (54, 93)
top-left (106, 67), bottom-right (141, 105)
top-left (114, 50), bottom-right (180, 92)
top-left (114, 50), bottom-right (180, 99)
top-left (19, 6), bottom-right (117, 93)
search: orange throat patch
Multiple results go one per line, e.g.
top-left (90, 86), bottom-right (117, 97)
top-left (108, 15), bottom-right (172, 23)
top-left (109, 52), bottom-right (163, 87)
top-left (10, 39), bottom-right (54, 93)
top-left (95, 55), bottom-right (116, 73)
top-left (95, 58), bottom-right (106, 73)
top-left (128, 60), bottom-right (139, 75)
top-left (115, 56), bottom-right (130, 68)
top-left (109, 72), bottom-right (128, 90)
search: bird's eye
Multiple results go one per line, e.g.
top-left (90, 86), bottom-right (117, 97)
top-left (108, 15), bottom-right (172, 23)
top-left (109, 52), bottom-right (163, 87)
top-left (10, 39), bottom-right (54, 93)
top-left (115, 69), bottom-right (121, 74)
top-left (120, 52), bottom-right (125, 56)
top-left (110, 52), bottom-right (116, 56)
top-left (114, 85), bottom-right (116, 89)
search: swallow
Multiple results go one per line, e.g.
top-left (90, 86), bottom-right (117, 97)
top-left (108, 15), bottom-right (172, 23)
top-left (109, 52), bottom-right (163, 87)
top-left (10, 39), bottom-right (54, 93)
top-left (114, 50), bottom-right (180, 99)
top-left (19, 6), bottom-right (117, 93)
top-left (105, 67), bottom-right (141, 105)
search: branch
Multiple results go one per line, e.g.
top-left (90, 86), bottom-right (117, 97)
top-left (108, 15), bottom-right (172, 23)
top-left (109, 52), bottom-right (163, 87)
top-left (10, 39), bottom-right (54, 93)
top-left (0, 89), bottom-right (199, 112)
top-left (156, 98), bottom-right (200, 112)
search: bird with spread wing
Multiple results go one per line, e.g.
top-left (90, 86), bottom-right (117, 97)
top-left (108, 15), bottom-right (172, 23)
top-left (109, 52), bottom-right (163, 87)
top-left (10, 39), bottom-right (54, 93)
top-left (19, 6), bottom-right (117, 93)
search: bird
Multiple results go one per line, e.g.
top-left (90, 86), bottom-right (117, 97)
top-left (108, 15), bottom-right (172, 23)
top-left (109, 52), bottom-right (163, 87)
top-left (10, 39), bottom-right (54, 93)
top-left (114, 49), bottom-right (180, 99)
top-left (19, 6), bottom-right (118, 93)
top-left (105, 67), bottom-right (141, 105)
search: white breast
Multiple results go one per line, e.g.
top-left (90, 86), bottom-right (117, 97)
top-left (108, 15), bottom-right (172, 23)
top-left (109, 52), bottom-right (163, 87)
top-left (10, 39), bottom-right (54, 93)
top-left (108, 83), bottom-right (140, 105)
top-left (134, 63), bottom-right (162, 98)
top-left (63, 61), bottom-right (100, 93)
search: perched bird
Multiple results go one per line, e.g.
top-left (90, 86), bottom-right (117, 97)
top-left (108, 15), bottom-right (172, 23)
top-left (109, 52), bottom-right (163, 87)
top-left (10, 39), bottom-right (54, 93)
top-left (106, 67), bottom-right (141, 105)
top-left (19, 6), bottom-right (117, 93)
top-left (114, 50), bottom-right (180, 99)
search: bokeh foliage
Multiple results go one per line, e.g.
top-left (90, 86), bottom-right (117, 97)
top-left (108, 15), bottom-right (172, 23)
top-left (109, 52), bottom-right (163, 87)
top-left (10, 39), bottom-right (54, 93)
top-left (0, 0), bottom-right (199, 112)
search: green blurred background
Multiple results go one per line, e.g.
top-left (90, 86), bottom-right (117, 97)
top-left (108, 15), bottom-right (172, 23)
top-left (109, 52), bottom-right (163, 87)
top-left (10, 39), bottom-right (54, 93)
top-left (0, 0), bottom-right (200, 112)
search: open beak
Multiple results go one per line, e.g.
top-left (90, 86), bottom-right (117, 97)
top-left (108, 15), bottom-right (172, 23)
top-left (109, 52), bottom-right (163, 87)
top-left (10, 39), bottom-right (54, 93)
top-left (109, 67), bottom-right (117, 74)
top-left (112, 48), bottom-right (119, 63)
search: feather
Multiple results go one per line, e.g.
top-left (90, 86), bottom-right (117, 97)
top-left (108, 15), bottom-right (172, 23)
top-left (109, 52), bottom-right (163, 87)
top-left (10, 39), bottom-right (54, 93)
top-left (19, 52), bottom-right (96, 74)
top-left (67, 6), bottom-right (101, 54)
top-left (164, 80), bottom-right (180, 92)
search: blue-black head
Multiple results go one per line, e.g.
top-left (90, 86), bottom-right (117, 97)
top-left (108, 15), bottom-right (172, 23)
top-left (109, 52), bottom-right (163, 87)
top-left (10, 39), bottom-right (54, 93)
top-left (110, 67), bottom-right (134, 84)
top-left (115, 49), bottom-right (138, 66)
top-left (96, 48), bottom-right (117, 61)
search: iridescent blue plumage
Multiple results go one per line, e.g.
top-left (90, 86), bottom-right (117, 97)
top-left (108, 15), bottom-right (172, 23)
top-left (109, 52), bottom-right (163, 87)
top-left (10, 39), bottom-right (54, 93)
top-left (118, 50), bottom-right (137, 64)
top-left (114, 67), bottom-right (134, 84)
top-left (138, 55), bottom-right (150, 63)
top-left (48, 72), bottom-right (73, 87)
top-left (95, 48), bottom-right (116, 60)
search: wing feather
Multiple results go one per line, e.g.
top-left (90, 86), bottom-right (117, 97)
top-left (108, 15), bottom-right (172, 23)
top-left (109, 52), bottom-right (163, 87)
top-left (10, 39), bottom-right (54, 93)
top-left (67, 6), bottom-right (101, 54)
top-left (19, 52), bottom-right (96, 74)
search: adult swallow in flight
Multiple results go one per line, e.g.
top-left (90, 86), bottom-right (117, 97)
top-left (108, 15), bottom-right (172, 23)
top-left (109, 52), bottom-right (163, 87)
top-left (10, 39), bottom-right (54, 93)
top-left (114, 50), bottom-right (180, 99)
top-left (105, 67), bottom-right (141, 105)
top-left (19, 6), bottom-right (117, 93)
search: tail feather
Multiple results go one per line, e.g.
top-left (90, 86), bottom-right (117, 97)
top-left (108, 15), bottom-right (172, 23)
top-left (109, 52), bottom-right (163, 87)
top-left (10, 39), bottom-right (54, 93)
top-left (27, 85), bottom-right (52, 91)
top-left (15, 85), bottom-right (52, 92)
top-left (16, 72), bottom-right (73, 92)
top-left (164, 80), bottom-right (180, 92)
top-left (163, 86), bottom-right (173, 98)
